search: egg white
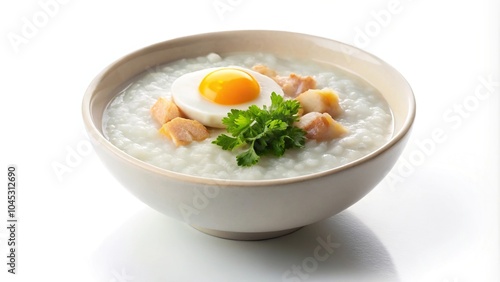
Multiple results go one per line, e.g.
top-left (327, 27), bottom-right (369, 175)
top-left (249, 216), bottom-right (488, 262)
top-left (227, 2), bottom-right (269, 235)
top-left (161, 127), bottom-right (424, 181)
top-left (171, 66), bottom-right (284, 128)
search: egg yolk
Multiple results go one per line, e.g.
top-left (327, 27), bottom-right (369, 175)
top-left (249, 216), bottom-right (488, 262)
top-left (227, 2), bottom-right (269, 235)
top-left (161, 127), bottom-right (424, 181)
top-left (199, 68), bottom-right (260, 105)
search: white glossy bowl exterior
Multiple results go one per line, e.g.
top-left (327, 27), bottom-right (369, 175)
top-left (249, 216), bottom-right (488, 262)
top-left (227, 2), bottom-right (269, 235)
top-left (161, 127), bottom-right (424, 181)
top-left (82, 30), bottom-right (415, 240)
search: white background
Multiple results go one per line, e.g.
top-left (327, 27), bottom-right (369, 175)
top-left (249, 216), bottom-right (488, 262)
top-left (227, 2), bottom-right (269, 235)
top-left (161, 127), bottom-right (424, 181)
top-left (1, 0), bottom-right (499, 281)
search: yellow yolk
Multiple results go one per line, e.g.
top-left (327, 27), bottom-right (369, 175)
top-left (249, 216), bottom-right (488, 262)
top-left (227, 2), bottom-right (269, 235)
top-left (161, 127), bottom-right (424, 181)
top-left (199, 68), bottom-right (260, 105)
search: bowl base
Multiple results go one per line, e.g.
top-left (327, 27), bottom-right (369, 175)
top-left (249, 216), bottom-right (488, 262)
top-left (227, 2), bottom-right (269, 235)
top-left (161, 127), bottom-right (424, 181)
top-left (191, 225), bottom-right (302, 240)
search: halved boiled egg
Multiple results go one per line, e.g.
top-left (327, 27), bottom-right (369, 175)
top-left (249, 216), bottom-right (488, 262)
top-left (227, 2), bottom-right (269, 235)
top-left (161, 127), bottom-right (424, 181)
top-left (171, 66), bottom-right (284, 128)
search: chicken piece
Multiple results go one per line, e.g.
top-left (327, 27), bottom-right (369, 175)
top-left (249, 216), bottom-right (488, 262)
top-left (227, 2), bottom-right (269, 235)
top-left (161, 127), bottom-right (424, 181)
top-left (159, 117), bottom-right (209, 146)
top-left (150, 97), bottom-right (183, 125)
top-left (252, 64), bottom-right (316, 97)
top-left (273, 73), bottom-right (317, 97)
top-left (295, 112), bottom-right (348, 141)
top-left (252, 64), bottom-right (277, 77)
top-left (295, 88), bottom-right (342, 118)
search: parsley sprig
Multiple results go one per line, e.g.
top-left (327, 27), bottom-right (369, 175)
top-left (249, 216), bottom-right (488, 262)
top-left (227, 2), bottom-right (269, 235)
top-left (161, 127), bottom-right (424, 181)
top-left (213, 92), bottom-right (306, 167)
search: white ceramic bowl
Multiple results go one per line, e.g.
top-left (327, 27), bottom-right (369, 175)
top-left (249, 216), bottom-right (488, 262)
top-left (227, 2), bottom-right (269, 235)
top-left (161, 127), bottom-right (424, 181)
top-left (82, 30), bottom-right (415, 240)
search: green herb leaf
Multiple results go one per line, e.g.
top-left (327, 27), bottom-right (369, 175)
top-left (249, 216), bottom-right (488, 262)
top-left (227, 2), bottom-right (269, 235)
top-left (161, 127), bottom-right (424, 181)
top-left (213, 134), bottom-right (241, 151)
top-left (236, 144), bottom-right (260, 167)
top-left (212, 92), bottom-right (306, 167)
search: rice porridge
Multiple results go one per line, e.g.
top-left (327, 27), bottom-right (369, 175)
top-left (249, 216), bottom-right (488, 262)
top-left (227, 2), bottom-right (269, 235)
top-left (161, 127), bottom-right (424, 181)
top-left (103, 53), bottom-right (393, 180)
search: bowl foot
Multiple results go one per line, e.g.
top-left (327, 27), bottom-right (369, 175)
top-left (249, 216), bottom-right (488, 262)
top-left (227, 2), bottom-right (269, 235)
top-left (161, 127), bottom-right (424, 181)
top-left (191, 225), bottom-right (302, 240)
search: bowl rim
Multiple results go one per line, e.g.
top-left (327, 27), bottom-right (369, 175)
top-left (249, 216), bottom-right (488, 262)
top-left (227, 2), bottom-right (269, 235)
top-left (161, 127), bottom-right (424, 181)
top-left (82, 29), bottom-right (416, 187)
